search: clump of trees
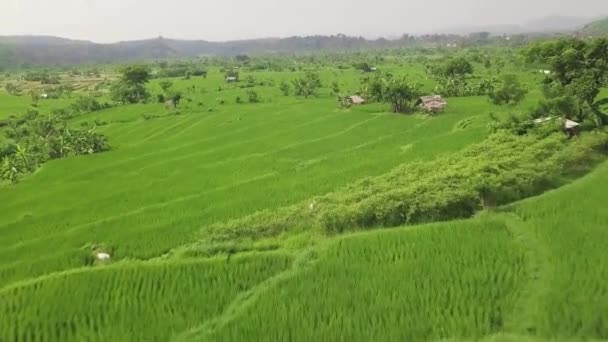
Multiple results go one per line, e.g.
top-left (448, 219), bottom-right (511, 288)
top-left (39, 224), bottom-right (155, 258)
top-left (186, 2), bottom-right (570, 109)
top-left (4, 82), bottom-right (22, 96)
top-left (426, 57), bottom-right (495, 97)
top-left (157, 80), bottom-right (182, 110)
top-left (247, 90), bottom-right (260, 103)
top-left (111, 65), bottom-right (151, 104)
top-left (426, 57), bottom-right (474, 79)
top-left (434, 77), bottom-right (495, 97)
top-left (292, 71), bottom-right (322, 98)
top-left (489, 38), bottom-right (608, 136)
top-left (23, 70), bottom-right (60, 84)
top-left (362, 72), bottom-right (422, 113)
top-left (524, 38), bottom-right (608, 127)
top-left (225, 69), bottom-right (240, 82)
top-left (1, 110), bottom-right (109, 183)
top-left (353, 62), bottom-right (374, 73)
top-left (157, 62), bottom-right (207, 79)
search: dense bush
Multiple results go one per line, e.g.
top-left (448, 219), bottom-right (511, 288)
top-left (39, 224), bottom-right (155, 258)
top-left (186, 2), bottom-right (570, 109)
top-left (434, 76), bottom-right (495, 97)
top-left (0, 110), bottom-right (109, 183)
top-left (292, 71), bottom-right (322, 98)
top-left (489, 75), bottom-right (528, 105)
top-left (362, 72), bottom-right (422, 113)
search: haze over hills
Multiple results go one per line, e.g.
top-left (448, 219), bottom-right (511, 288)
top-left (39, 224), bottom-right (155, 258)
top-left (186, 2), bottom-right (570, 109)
top-left (581, 17), bottom-right (608, 36)
top-left (0, 15), bottom-right (605, 68)
top-left (440, 15), bottom-right (598, 35)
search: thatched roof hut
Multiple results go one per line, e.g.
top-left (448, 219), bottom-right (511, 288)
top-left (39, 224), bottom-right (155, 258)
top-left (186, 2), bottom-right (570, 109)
top-left (564, 119), bottom-right (580, 130)
top-left (349, 95), bottom-right (366, 105)
top-left (416, 95), bottom-right (447, 113)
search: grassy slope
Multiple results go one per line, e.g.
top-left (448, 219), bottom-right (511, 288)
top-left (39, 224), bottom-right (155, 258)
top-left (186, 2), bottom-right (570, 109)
top-left (2, 158), bottom-right (603, 341)
top-left (188, 161), bottom-right (608, 342)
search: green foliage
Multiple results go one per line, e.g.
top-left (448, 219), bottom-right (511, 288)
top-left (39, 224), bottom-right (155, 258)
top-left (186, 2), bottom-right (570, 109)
top-left (353, 61), bottom-right (373, 72)
top-left (435, 76), bottom-right (495, 97)
top-left (330, 81), bottom-right (340, 95)
top-left (247, 90), bottom-right (260, 103)
top-left (292, 71), bottom-right (322, 98)
top-left (1, 110), bottom-right (109, 182)
top-left (363, 72), bottom-right (421, 113)
top-left (279, 80), bottom-right (291, 96)
top-left (225, 69), bottom-right (240, 81)
top-left (337, 94), bottom-right (352, 109)
top-left (110, 65), bottom-right (151, 104)
top-left (444, 57), bottom-right (474, 77)
top-left (119, 65), bottom-right (152, 84)
top-left (23, 70), bottom-right (60, 84)
top-left (70, 96), bottom-right (108, 115)
top-left (3, 82), bottom-right (22, 96)
top-left (489, 75), bottom-right (528, 106)
top-left (159, 80), bottom-right (173, 93)
top-left (524, 38), bottom-right (608, 125)
top-left (427, 57), bottom-right (475, 80)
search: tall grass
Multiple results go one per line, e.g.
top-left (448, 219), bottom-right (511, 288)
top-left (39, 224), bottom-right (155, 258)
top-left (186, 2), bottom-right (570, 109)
top-left (0, 253), bottom-right (291, 341)
top-left (200, 218), bottom-right (526, 341)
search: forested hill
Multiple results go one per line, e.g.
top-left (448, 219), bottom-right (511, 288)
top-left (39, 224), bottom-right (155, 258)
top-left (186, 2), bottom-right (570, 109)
top-left (0, 33), bottom-right (525, 68)
top-left (0, 16), bottom-right (603, 69)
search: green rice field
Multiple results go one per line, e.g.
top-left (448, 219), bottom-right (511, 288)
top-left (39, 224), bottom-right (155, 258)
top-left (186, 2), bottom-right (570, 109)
top-left (1, 56), bottom-right (607, 341)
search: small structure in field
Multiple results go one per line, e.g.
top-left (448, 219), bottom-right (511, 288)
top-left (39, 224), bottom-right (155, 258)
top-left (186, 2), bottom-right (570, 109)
top-left (416, 95), bottom-right (447, 113)
top-left (532, 116), bottom-right (581, 136)
top-left (564, 119), bottom-right (580, 130)
top-left (226, 76), bottom-right (237, 83)
top-left (564, 119), bottom-right (580, 136)
top-left (349, 95), bottom-right (366, 105)
top-left (96, 252), bottom-right (111, 261)
top-left (540, 70), bottom-right (551, 75)
top-left (165, 100), bottom-right (176, 110)
top-left (40, 93), bottom-right (48, 99)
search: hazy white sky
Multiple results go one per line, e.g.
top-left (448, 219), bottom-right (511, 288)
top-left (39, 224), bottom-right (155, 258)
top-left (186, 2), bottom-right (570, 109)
top-left (1, 0), bottom-right (607, 42)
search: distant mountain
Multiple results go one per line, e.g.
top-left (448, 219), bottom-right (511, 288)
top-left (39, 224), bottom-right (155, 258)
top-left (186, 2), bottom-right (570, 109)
top-left (580, 17), bottom-right (608, 37)
top-left (0, 15), bottom-right (604, 69)
top-left (0, 35), bottom-right (409, 68)
top-left (440, 16), bottom-right (595, 36)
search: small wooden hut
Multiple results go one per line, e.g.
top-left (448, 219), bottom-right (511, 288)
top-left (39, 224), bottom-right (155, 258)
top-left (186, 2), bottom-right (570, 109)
top-left (416, 95), bottom-right (447, 113)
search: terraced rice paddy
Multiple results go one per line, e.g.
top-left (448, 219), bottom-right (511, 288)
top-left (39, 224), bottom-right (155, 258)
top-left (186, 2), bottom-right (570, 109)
top-left (1, 62), bottom-right (607, 341)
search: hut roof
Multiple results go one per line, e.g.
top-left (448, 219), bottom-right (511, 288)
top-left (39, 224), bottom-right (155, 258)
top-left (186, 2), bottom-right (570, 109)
top-left (417, 95), bottom-right (447, 111)
top-left (564, 119), bottom-right (580, 129)
top-left (349, 95), bottom-right (366, 105)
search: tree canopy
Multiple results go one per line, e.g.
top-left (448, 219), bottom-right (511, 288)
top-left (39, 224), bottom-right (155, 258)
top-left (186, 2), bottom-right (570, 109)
top-left (525, 38), bottom-right (608, 125)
